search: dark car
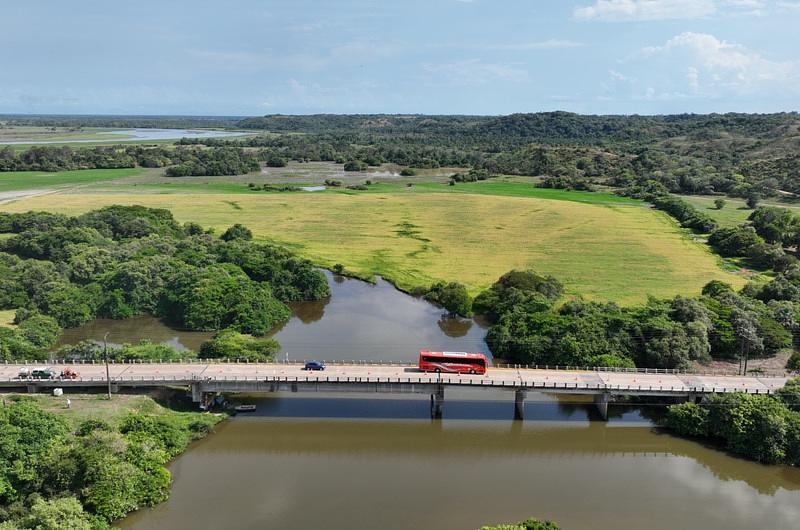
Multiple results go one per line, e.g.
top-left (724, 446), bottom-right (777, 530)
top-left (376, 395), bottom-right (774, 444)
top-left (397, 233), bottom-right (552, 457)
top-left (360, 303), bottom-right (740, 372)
top-left (304, 360), bottom-right (326, 371)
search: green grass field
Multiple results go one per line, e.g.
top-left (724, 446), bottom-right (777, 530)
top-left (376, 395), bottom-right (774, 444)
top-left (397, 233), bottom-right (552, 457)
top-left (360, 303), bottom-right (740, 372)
top-left (683, 195), bottom-right (800, 228)
top-left (0, 186), bottom-right (746, 304)
top-left (0, 168), bottom-right (144, 193)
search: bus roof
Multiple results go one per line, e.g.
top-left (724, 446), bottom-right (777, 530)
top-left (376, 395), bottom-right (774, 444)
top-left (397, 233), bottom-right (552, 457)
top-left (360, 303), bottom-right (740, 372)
top-left (419, 350), bottom-right (486, 358)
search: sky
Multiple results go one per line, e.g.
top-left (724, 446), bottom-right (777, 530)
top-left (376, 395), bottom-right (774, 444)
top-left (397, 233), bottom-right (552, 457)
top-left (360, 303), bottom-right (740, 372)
top-left (1, 0), bottom-right (799, 116)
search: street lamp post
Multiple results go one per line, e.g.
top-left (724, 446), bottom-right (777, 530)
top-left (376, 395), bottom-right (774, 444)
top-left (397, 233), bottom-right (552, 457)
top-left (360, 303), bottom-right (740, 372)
top-left (103, 332), bottom-right (111, 399)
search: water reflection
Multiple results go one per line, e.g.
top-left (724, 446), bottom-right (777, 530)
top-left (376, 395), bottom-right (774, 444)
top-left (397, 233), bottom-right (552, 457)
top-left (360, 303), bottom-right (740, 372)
top-left (55, 315), bottom-right (213, 352)
top-left (56, 272), bottom-right (489, 361)
top-left (120, 408), bottom-right (800, 530)
top-left (266, 272), bottom-right (489, 362)
top-left (437, 315), bottom-right (473, 337)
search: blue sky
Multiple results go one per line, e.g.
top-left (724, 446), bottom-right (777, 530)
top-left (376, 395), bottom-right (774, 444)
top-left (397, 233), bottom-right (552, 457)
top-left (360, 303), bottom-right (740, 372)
top-left (1, 0), bottom-right (798, 115)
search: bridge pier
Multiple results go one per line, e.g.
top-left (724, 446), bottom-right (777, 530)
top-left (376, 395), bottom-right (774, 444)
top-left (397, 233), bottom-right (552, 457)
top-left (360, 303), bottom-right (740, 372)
top-left (594, 393), bottom-right (610, 421)
top-left (191, 383), bottom-right (203, 403)
top-left (26, 384), bottom-right (37, 394)
top-left (514, 389), bottom-right (526, 421)
top-left (430, 386), bottom-right (444, 419)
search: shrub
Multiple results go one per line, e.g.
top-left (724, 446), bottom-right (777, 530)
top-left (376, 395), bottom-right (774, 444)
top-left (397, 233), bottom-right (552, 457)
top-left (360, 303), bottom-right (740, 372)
top-left (220, 224), bottom-right (253, 242)
top-left (199, 328), bottom-right (280, 360)
top-left (424, 282), bottom-right (472, 317)
top-left (664, 402), bottom-right (709, 437)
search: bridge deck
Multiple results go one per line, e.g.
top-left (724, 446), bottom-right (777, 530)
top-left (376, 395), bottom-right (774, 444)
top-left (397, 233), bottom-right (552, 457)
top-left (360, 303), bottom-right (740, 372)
top-left (0, 362), bottom-right (788, 396)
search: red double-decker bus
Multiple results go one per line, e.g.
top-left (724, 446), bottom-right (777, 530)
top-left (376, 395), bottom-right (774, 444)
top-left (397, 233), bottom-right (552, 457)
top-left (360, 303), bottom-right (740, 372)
top-left (418, 350), bottom-right (488, 375)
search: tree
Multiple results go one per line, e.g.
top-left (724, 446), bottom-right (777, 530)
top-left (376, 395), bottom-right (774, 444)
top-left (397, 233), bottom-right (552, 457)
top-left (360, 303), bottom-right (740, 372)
top-left (424, 282), bottom-right (472, 317)
top-left (220, 224), bottom-right (253, 242)
top-left (731, 308), bottom-right (763, 375)
top-left (714, 198), bottom-right (726, 210)
top-left (343, 160), bottom-right (367, 171)
top-left (265, 154), bottom-right (287, 167)
top-left (19, 497), bottom-right (99, 530)
top-left (664, 402), bottom-right (709, 437)
top-left (199, 328), bottom-right (280, 360)
top-left (746, 193), bottom-right (761, 209)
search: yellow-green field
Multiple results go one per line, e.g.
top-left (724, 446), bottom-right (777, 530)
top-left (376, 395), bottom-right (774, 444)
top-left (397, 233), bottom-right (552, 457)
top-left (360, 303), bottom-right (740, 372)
top-left (0, 190), bottom-right (746, 304)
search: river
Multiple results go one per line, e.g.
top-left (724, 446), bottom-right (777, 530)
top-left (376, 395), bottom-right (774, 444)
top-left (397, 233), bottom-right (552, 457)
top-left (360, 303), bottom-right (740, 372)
top-left (56, 272), bottom-right (489, 362)
top-left (118, 394), bottom-right (800, 530)
top-left (55, 274), bottom-right (800, 530)
top-left (0, 128), bottom-right (246, 145)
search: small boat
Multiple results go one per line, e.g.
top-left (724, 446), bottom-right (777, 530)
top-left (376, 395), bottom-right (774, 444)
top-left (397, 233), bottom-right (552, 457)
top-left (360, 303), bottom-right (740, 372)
top-left (234, 404), bottom-right (257, 412)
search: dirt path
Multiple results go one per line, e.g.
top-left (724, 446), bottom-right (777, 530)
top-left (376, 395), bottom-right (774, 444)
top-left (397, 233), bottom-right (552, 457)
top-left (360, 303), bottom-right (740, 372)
top-left (0, 188), bottom-right (62, 205)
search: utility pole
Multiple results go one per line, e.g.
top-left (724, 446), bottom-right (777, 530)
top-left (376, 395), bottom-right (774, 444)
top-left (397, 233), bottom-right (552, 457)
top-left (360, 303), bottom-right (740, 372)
top-left (103, 332), bottom-right (111, 399)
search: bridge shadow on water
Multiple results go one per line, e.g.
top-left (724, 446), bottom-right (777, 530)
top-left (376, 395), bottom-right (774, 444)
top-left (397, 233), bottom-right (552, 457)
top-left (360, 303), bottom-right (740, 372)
top-left (234, 392), bottom-right (627, 422)
top-left (212, 393), bottom-right (800, 496)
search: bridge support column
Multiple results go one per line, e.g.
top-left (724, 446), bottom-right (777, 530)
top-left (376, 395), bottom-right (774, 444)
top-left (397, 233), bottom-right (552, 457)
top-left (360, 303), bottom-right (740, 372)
top-left (26, 384), bottom-right (37, 394)
top-left (191, 383), bottom-right (203, 403)
top-left (514, 389), bottom-right (526, 421)
top-left (430, 386), bottom-right (444, 420)
top-left (594, 393), bottom-right (610, 421)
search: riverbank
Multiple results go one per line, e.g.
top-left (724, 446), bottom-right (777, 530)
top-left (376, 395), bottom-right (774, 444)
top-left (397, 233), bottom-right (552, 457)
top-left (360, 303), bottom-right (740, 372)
top-left (0, 391), bottom-right (225, 529)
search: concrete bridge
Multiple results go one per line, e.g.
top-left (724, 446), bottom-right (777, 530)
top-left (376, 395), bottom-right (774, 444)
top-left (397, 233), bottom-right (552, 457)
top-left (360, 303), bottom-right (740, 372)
top-left (0, 361), bottom-right (790, 420)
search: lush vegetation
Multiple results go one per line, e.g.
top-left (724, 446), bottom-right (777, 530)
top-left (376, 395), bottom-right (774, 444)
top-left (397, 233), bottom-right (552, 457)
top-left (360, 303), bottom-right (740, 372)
top-left (6, 112), bottom-right (800, 201)
top-left (180, 112), bottom-right (800, 201)
top-left (0, 206), bottom-right (328, 360)
top-left (0, 395), bottom-right (221, 529)
top-left (664, 378), bottom-right (800, 465)
top-left (474, 270), bottom-right (793, 370)
top-left (480, 519), bottom-right (560, 530)
top-left (1, 189), bottom-right (744, 305)
top-left (0, 145), bottom-right (258, 177)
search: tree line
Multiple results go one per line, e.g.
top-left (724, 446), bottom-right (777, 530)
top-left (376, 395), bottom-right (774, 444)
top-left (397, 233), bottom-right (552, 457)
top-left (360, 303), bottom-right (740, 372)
top-left (0, 145), bottom-right (259, 177)
top-left (664, 379), bottom-right (800, 466)
top-left (0, 206), bottom-right (329, 361)
top-left (422, 269), bottom-right (797, 372)
top-left (226, 111), bottom-right (800, 200)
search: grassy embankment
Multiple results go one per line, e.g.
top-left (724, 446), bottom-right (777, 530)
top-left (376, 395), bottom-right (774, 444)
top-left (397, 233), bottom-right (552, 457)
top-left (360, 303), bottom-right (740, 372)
top-left (0, 178), bottom-right (746, 304)
top-left (11, 392), bottom-right (222, 431)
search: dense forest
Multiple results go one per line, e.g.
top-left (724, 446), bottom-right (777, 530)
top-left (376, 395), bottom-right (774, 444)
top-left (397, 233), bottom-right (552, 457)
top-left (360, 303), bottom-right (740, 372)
top-left (3, 112), bottom-right (799, 200)
top-left (0, 145), bottom-right (258, 176)
top-left (224, 112), bottom-right (800, 199)
top-left (0, 206), bottom-right (329, 361)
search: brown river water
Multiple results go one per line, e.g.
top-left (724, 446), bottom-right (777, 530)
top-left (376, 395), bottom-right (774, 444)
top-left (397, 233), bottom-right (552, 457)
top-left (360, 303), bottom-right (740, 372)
top-left (55, 273), bottom-right (800, 530)
top-left (118, 396), bottom-right (800, 530)
top-left (56, 272), bottom-right (489, 362)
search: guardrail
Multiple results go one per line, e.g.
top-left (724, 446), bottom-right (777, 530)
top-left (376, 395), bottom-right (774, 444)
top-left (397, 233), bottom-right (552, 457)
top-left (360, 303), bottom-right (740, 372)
top-left (0, 374), bottom-right (777, 395)
top-left (1, 358), bottom-right (791, 378)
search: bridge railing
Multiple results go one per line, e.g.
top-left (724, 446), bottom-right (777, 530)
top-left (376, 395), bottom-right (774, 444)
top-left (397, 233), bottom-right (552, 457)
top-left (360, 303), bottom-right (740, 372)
top-left (0, 373), bottom-right (777, 395)
top-left (3, 357), bottom-right (792, 378)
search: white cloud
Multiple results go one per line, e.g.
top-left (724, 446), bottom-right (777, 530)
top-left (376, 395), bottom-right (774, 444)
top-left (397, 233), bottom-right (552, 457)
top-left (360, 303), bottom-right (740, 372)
top-left (640, 32), bottom-right (795, 88)
top-left (421, 59), bottom-right (528, 85)
top-left (613, 32), bottom-right (799, 102)
top-left (573, 0), bottom-right (782, 21)
top-left (574, 0), bottom-right (715, 21)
